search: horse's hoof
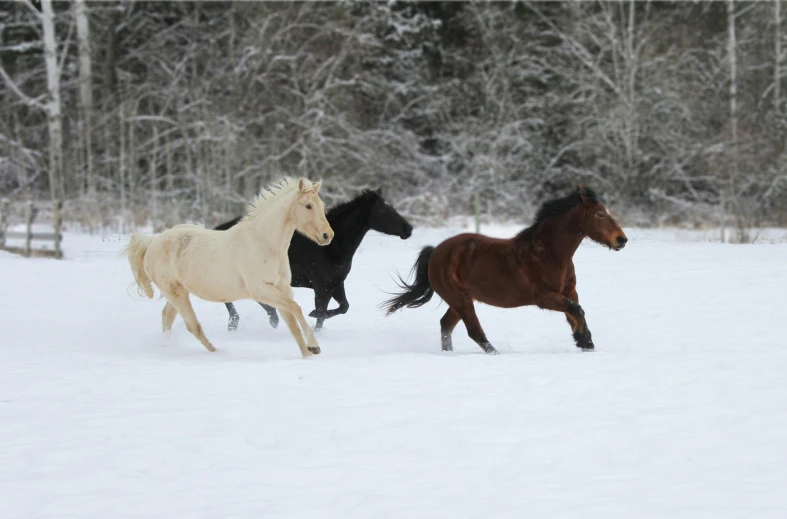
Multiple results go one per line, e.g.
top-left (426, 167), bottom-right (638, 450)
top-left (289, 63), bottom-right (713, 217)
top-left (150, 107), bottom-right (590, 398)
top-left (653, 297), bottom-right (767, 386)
top-left (269, 315), bottom-right (279, 329)
top-left (228, 324), bottom-right (238, 332)
top-left (308, 346), bottom-right (321, 355)
top-left (308, 309), bottom-right (318, 318)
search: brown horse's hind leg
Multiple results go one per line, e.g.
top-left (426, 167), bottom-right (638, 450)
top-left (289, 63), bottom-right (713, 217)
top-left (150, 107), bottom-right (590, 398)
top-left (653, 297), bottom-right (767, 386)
top-left (453, 299), bottom-right (498, 355)
top-left (440, 307), bottom-right (461, 352)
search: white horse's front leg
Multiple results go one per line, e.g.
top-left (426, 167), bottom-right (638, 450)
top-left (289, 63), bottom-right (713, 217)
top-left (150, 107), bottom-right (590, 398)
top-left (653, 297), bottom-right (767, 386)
top-left (280, 284), bottom-right (320, 353)
top-left (248, 283), bottom-right (317, 358)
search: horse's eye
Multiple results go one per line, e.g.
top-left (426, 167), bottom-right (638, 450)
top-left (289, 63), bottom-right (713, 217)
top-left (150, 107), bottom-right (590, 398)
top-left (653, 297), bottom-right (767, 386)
top-left (596, 212), bottom-right (605, 219)
top-left (306, 204), bottom-right (312, 210)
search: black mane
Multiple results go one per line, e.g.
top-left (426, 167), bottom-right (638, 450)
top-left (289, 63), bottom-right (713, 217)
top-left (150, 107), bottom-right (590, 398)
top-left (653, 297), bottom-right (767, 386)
top-left (326, 189), bottom-right (380, 221)
top-left (517, 186), bottom-right (600, 238)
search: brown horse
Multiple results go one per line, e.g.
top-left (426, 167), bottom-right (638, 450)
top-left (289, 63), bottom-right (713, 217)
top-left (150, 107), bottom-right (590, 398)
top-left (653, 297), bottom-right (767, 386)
top-left (381, 186), bottom-right (627, 354)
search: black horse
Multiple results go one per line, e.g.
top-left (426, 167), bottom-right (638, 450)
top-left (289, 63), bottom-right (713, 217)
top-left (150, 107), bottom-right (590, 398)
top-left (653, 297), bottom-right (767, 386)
top-left (214, 188), bottom-right (413, 331)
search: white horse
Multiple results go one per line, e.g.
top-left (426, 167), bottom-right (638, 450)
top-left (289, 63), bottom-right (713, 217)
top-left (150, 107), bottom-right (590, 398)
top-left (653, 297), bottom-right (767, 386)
top-left (121, 177), bottom-right (334, 357)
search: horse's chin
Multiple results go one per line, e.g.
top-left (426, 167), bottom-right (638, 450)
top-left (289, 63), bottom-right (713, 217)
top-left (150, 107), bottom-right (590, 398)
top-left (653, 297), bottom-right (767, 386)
top-left (308, 233), bottom-right (331, 246)
top-left (592, 237), bottom-right (619, 251)
top-left (399, 227), bottom-right (413, 240)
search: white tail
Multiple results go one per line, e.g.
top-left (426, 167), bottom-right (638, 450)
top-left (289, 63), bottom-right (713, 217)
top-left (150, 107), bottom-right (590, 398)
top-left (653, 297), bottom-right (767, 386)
top-left (120, 233), bottom-right (155, 298)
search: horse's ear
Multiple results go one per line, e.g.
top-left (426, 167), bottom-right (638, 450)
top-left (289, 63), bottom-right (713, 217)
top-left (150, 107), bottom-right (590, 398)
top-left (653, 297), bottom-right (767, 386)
top-left (298, 177), bottom-right (310, 193)
top-left (313, 180), bottom-right (322, 193)
top-left (374, 187), bottom-right (382, 197)
top-left (577, 184), bottom-right (588, 203)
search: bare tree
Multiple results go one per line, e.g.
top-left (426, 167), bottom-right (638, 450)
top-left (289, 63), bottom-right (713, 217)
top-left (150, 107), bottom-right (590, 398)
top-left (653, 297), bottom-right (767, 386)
top-left (74, 0), bottom-right (94, 197)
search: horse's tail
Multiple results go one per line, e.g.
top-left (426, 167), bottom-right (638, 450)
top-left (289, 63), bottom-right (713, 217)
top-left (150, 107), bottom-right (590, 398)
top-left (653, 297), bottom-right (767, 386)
top-left (120, 233), bottom-right (155, 299)
top-left (381, 246), bottom-right (435, 315)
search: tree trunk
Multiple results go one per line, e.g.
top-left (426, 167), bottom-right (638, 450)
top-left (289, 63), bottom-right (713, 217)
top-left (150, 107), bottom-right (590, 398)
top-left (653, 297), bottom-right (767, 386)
top-left (41, 0), bottom-right (63, 258)
top-left (150, 126), bottom-right (159, 230)
top-left (119, 101), bottom-right (127, 233)
top-left (129, 100), bottom-right (137, 220)
top-left (724, 0), bottom-right (738, 244)
top-left (74, 0), bottom-right (95, 197)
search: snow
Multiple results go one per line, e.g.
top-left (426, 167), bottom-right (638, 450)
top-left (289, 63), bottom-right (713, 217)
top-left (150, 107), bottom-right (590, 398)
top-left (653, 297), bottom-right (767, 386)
top-left (2, 225), bottom-right (786, 518)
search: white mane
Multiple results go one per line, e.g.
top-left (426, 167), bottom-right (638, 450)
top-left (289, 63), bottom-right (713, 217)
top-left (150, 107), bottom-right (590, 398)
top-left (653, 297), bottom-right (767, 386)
top-left (242, 177), bottom-right (300, 222)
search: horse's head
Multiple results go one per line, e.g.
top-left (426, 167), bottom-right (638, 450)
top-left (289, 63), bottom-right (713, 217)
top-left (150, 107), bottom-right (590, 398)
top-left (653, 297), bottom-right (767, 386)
top-left (293, 178), bottom-right (334, 246)
top-left (366, 188), bottom-right (413, 240)
top-left (576, 186), bottom-right (627, 251)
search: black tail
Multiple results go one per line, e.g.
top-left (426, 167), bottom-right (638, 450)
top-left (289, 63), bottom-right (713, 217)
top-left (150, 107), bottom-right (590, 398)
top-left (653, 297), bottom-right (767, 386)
top-left (381, 246), bottom-right (435, 315)
top-left (213, 216), bottom-right (242, 231)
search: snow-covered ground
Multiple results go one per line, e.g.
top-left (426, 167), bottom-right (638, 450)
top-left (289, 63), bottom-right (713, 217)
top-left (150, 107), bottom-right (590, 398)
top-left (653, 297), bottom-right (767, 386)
top-left (2, 224), bottom-right (786, 518)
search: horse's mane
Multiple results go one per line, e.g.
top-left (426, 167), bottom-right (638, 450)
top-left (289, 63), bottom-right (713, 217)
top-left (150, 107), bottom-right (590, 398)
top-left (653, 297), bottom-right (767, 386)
top-left (242, 177), bottom-right (301, 222)
top-left (326, 190), bottom-right (380, 222)
top-left (517, 186), bottom-right (600, 238)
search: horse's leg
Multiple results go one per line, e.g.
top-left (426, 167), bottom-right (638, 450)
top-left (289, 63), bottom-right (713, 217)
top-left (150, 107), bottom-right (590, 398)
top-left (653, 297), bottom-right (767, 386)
top-left (279, 309), bottom-right (311, 357)
top-left (162, 286), bottom-right (217, 352)
top-left (324, 283), bottom-right (350, 319)
top-left (280, 284), bottom-right (321, 353)
top-left (309, 287), bottom-right (349, 319)
top-left (247, 283), bottom-right (317, 357)
top-left (257, 302), bottom-right (279, 329)
top-left (454, 299), bottom-right (498, 355)
top-left (225, 302), bottom-right (240, 332)
top-left (440, 307), bottom-right (461, 352)
top-left (162, 302), bottom-right (178, 332)
top-left (537, 292), bottom-right (594, 350)
top-left (311, 288), bottom-right (332, 332)
top-left (563, 289), bottom-right (593, 350)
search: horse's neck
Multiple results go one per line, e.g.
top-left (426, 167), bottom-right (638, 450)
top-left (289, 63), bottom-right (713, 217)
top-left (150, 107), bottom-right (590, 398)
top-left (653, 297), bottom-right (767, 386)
top-left (244, 194), bottom-right (297, 252)
top-left (328, 205), bottom-right (371, 261)
top-left (523, 213), bottom-right (585, 262)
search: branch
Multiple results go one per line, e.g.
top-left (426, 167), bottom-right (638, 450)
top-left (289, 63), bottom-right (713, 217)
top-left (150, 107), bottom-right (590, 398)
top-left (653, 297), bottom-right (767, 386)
top-left (14, 0), bottom-right (43, 19)
top-left (0, 65), bottom-right (46, 110)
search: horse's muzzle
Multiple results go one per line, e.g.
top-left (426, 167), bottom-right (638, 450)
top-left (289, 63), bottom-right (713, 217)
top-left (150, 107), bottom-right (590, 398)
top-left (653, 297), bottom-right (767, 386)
top-left (317, 230), bottom-right (334, 246)
top-left (400, 225), bottom-right (413, 240)
top-left (613, 235), bottom-right (627, 251)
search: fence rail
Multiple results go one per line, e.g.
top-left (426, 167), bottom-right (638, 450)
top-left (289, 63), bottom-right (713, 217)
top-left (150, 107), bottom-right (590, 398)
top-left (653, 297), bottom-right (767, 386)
top-left (0, 199), bottom-right (63, 259)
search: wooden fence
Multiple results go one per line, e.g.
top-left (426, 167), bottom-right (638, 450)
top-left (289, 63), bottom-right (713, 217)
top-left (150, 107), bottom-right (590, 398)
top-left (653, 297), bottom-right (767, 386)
top-left (0, 199), bottom-right (63, 259)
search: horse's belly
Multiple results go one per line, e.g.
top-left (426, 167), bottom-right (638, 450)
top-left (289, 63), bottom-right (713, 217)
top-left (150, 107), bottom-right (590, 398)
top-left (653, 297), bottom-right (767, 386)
top-left (472, 288), bottom-right (530, 308)
top-left (177, 262), bottom-right (248, 302)
top-left (464, 267), bottom-right (533, 308)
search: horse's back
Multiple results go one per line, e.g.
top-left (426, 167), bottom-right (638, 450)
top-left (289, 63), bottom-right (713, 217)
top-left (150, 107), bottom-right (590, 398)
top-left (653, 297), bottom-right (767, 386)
top-left (432, 233), bottom-right (512, 264)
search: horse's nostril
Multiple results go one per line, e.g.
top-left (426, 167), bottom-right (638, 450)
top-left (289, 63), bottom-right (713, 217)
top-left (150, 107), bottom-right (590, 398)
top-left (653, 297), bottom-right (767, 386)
top-left (322, 233), bottom-right (329, 241)
top-left (617, 236), bottom-right (627, 245)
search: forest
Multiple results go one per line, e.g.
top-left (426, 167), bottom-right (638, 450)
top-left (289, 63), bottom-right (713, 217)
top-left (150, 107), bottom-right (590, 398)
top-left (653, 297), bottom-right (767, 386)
top-left (1, 0), bottom-right (786, 238)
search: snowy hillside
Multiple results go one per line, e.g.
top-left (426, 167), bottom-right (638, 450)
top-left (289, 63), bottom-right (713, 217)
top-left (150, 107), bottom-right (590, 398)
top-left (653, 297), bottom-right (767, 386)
top-left (2, 225), bottom-right (786, 518)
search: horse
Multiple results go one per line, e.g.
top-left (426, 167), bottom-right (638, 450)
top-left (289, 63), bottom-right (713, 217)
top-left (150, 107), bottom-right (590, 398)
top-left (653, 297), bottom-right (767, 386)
top-left (381, 186), bottom-right (627, 354)
top-left (214, 188), bottom-right (413, 331)
top-left (120, 177), bottom-right (334, 358)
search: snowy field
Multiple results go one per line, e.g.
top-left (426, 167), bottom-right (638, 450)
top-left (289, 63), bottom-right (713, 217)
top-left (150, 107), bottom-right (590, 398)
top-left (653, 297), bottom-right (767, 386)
top-left (2, 224), bottom-right (787, 518)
